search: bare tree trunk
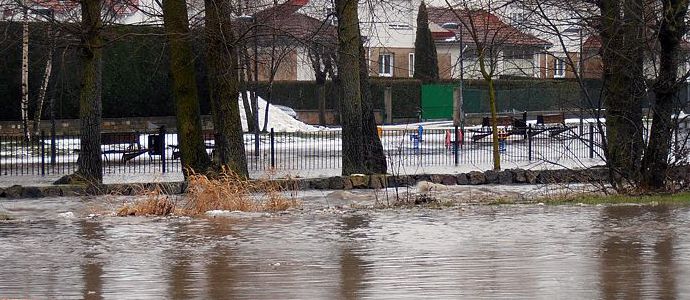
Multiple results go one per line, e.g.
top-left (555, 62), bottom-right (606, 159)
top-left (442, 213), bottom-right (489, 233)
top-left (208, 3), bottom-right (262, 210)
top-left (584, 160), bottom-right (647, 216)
top-left (640, 0), bottom-right (689, 190)
top-left (478, 51), bottom-right (500, 170)
top-left (336, 0), bottom-right (365, 175)
top-left (317, 84), bottom-right (326, 125)
top-left (238, 53), bottom-right (253, 132)
top-left (241, 47), bottom-right (258, 133)
top-left (21, 12), bottom-right (30, 143)
top-left (598, 0), bottom-right (645, 186)
top-left (162, 0), bottom-right (211, 176)
top-left (204, 0), bottom-right (248, 177)
top-left (487, 78), bottom-right (500, 171)
top-left (33, 28), bottom-right (57, 138)
top-left (75, 0), bottom-right (104, 183)
top-left (359, 40), bottom-right (386, 174)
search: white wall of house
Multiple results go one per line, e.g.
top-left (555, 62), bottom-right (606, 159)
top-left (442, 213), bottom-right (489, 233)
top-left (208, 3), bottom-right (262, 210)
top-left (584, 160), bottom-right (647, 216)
top-left (437, 42), bottom-right (539, 79)
top-left (296, 48), bottom-right (316, 81)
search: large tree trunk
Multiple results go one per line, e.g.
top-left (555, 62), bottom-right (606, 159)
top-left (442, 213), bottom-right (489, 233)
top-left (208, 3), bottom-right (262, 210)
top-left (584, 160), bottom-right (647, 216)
top-left (598, 0), bottom-right (645, 186)
top-left (359, 40), bottom-right (387, 174)
top-left (162, 0), bottom-right (211, 176)
top-left (336, 0), bottom-right (365, 175)
top-left (203, 0), bottom-right (248, 177)
top-left (641, 0), bottom-right (689, 190)
top-left (75, 0), bottom-right (104, 183)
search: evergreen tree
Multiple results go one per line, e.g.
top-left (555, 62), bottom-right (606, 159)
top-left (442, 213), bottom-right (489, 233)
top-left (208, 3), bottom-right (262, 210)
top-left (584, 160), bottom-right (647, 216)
top-left (413, 1), bottom-right (439, 82)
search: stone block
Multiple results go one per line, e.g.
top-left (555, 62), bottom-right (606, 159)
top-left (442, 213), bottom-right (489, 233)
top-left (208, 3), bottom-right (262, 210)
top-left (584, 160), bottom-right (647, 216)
top-left (328, 176), bottom-right (345, 190)
top-left (38, 186), bottom-right (63, 197)
top-left (456, 173), bottom-right (469, 185)
top-left (310, 178), bottom-right (330, 190)
top-left (484, 170), bottom-right (499, 184)
top-left (441, 175), bottom-right (457, 185)
top-left (430, 175), bottom-right (444, 184)
top-left (21, 186), bottom-right (43, 198)
top-left (498, 171), bottom-right (514, 184)
top-left (3, 185), bottom-right (23, 198)
top-left (513, 169), bottom-right (527, 183)
top-left (525, 170), bottom-right (538, 184)
top-left (343, 177), bottom-right (354, 190)
top-left (468, 171), bottom-right (486, 185)
top-left (349, 175), bottom-right (369, 189)
top-left (369, 175), bottom-right (387, 189)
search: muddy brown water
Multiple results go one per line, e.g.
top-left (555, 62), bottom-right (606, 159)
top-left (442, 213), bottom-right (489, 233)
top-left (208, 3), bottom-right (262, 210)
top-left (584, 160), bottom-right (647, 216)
top-left (1, 195), bottom-right (690, 299)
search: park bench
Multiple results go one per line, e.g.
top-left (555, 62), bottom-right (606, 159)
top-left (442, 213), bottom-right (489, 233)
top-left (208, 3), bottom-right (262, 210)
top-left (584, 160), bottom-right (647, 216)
top-left (100, 132), bottom-right (147, 162)
top-left (532, 113), bottom-right (574, 137)
top-left (170, 129), bottom-right (215, 160)
top-left (469, 116), bottom-right (527, 141)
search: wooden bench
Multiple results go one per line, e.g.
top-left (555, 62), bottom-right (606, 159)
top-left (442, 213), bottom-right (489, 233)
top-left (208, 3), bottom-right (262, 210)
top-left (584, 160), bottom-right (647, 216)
top-left (469, 116), bottom-right (527, 141)
top-left (100, 132), bottom-right (147, 162)
top-left (170, 129), bottom-right (216, 160)
top-left (532, 113), bottom-right (574, 137)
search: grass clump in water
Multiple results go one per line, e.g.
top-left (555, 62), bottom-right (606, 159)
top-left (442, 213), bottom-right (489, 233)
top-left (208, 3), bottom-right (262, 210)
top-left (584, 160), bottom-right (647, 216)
top-left (181, 168), bottom-right (300, 216)
top-left (116, 184), bottom-right (176, 216)
top-left (114, 168), bottom-right (300, 217)
top-left (0, 211), bottom-right (13, 221)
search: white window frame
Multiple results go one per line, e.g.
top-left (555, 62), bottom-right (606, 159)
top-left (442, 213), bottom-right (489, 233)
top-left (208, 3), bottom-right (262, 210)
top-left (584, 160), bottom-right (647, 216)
top-left (379, 53), bottom-right (394, 77)
top-left (408, 53), bottom-right (415, 77)
top-left (554, 57), bottom-right (566, 78)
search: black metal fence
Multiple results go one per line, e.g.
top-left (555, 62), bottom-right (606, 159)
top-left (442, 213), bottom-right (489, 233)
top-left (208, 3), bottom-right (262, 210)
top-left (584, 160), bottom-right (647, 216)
top-left (0, 124), bottom-right (610, 177)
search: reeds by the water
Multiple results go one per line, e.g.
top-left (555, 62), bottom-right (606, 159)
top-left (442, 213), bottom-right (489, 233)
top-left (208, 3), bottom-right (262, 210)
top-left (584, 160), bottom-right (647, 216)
top-left (115, 168), bottom-right (300, 217)
top-left (182, 168), bottom-right (300, 215)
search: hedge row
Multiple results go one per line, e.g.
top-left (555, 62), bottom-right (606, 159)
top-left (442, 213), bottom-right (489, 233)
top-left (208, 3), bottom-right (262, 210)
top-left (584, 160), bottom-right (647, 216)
top-left (5, 22), bottom-right (681, 122)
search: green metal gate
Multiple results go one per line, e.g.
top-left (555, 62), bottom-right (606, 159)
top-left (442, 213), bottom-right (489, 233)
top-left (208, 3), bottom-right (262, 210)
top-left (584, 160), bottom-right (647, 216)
top-left (421, 84), bottom-right (455, 120)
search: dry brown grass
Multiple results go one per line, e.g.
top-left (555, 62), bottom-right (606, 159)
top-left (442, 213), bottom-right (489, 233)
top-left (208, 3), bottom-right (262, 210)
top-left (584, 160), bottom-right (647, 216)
top-left (181, 168), bottom-right (300, 216)
top-left (116, 184), bottom-right (176, 217)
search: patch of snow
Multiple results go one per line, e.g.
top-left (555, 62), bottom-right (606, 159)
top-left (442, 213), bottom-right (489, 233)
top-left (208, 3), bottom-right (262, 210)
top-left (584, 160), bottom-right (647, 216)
top-left (58, 212), bottom-right (75, 218)
top-left (239, 93), bottom-right (319, 132)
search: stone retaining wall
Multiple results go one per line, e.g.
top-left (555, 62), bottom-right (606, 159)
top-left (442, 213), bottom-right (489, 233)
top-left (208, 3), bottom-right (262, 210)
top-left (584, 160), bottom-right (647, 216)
top-left (0, 168), bottom-right (616, 199)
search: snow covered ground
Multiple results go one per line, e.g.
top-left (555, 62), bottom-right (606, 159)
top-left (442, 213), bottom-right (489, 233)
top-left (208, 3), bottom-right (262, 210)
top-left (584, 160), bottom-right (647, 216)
top-left (2, 99), bottom-right (688, 186)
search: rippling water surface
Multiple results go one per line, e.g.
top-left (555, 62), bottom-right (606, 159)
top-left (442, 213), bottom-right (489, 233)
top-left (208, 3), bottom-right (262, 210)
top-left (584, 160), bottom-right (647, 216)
top-left (1, 197), bottom-right (690, 299)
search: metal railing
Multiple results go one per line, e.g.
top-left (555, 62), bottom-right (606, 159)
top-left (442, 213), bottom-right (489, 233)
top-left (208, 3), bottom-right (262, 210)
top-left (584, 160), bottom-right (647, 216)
top-left (0, 125), bottom-right (609, 177)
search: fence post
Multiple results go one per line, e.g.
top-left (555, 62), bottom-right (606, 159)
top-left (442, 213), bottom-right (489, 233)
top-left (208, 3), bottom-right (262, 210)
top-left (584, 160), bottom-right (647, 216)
top-left (454, 125), bottom-right (459, 166)
top-left (160, 126), bottom-right (167, 173)
top-left (528, 124), bottom-right (532, 161)
top-left (589, 123), bottom-right (594, 159)
top-left (270, 128), bottom-right (275, 169)
top-left (50, 126), bottom-right (56, 166)
top-left (41, 130), bottom-right (45, 176)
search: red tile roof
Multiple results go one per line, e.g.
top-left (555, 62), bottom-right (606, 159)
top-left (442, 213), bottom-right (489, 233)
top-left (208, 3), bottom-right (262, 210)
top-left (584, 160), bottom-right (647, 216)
top-left (253, 0), bottom-right (335, 42)
top-left (428, 6), bottom-right (550, 48)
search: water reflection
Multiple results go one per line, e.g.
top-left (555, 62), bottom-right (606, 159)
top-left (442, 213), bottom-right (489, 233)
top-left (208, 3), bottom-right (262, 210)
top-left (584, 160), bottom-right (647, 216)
top-left (167, 222), bottom-right (194, 300)
top-left (338, 214), bottom-right (370, 300)
top-left (205, 220), bottom-right (238, 300)
top-left (79, 220), bottom-right (104, 300)
top-left (599, 205), bottom-right (677, 299)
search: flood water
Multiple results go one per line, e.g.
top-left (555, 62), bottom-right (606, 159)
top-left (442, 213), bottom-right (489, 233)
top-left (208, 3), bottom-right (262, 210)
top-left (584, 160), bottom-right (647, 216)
top-left (1, 196), bottom-right (690, 299)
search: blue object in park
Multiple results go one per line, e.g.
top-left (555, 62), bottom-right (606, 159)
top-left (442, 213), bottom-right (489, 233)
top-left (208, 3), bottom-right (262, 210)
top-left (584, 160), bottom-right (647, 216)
top-left (410, 125), bottom-right (424, 152)
top-left (499, 139), bottom-right (507, 152)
